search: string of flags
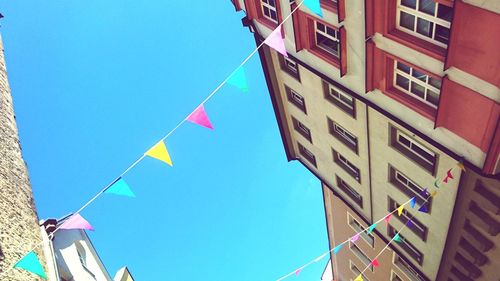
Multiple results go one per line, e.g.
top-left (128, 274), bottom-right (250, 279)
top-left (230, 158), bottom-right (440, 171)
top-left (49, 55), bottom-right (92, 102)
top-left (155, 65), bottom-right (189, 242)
top-left (2, 0), bottom-right (318, 279)
top-left (276, 164), bottom-right (462, 281)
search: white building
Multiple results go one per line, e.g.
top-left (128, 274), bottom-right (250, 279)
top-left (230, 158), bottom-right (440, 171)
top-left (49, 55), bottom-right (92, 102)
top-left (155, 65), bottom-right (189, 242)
top-left (40, 216), bottom-right (134, 281)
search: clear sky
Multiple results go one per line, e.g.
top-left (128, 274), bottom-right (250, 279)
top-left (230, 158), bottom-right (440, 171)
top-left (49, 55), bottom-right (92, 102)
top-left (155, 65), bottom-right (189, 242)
top-left (1, 1), bottom-right (328, 280)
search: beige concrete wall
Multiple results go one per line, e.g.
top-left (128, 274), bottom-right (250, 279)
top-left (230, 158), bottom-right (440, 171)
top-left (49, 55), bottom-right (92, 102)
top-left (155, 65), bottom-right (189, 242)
top-left (0, 35), bottom-right (48, 280)
top-left (368, 107), bottom-right (461, 280)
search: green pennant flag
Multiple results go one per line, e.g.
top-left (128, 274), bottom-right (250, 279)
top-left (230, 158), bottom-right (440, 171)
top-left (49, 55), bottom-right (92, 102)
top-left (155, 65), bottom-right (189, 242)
top-left (393, 233), bottom-right (401, 243)
top-left (227, 67), bottom-right (249, 93)
top-left (367, 223), bottom-right (376, 234)
top-left (14, 251), bottom-right (47, 279)
top-left (105, 178), bottom-right (135, 197)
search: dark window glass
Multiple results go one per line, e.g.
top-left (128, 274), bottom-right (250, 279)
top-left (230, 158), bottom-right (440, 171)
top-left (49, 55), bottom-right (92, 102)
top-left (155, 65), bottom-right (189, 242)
top-left (400, 11), bottom-right (415, 30)
top-left (389, 226), bottom-right (424, 265)
top-left (292, 117), bottom-right (312, 143)
top-left (416, 18), bottom-right (433, 38)
top-left (418, 0), bottom-right (436, 16)
top-left (337, 176), bottom-right (363, 207)
top-left (437, 4), bottom-right (453, 22)
top-left (298, 142), bottom-right (317, 167)
top-left (286, 86), bottom-right (306, 113)
top-left (401, 0), bottom-right (416, 9)
top-left (435, 25), bottom-right (450, 44)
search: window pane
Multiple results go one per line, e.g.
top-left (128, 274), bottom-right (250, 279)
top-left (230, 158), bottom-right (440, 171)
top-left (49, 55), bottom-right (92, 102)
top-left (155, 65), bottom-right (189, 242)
top-left (435, 25), bottom-right (450, 44)
top-left (401, 0), bottom-right (417, 9)
top-left (268, 0), bottom-right (276, 7)
top-left (326, 27), bottom-right (336, 37)
top-left (340, 95), bottom-right (353, 107)
top-left (397, 62), bottom-right (411, 74)
top-left (410, 82), bottom-right (426, 98)
top-left (429, 77), bottom-right (441, 89)
top-left (263, 7), bottom-right (270, 17)
top-left (412, 145), bottom-right (435, 163)
top-left (398, 135), bottom-right (412, 148)
top-left (416, 18), bottom-right (433, 38)
top-left (418, 0), bottom-right (436, 16)
top-left (270, 10), bottom-right (277, 20)
top-left (426, 90), bottom-right (440, 106)
top-left (437, 4), bottom-right (453, 22)
top-left (396, 74), bottom-right (410, 90)
top-left (400, 11), bottom-right (415, 31)
top-left (317, 22), bottom-right (325, 32)
top-left (411, 69), bottom-right (427, 82)
top-left (316, 34), bottom-right (339, 56)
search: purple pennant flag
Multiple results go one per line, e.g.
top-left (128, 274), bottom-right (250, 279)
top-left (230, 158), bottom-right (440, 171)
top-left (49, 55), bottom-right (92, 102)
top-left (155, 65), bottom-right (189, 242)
top-left (406, 219), bottom-right (413, 228)
top-left (418, 204), bottom-right (428, 213)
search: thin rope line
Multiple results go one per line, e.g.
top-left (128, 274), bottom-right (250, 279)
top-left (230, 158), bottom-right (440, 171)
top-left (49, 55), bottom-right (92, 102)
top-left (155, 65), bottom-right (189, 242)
top-left (0, 2), bottom-right (305, 279)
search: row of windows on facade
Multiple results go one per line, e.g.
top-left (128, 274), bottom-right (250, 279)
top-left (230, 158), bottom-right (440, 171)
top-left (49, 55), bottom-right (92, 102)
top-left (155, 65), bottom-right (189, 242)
top-left (260, 0), bottom-right (452, 48)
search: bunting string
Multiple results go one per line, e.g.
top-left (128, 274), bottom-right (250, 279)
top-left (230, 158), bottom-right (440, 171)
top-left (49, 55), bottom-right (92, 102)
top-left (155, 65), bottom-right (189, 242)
top-left (274, 165), bottom-right (460, 281)
top-left (0, 1), bottom-right (308, 279)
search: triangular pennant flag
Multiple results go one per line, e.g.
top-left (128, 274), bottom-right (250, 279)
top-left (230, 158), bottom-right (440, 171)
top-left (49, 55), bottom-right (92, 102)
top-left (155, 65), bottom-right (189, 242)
top-left (145, 140), bottom-right (173, 166)
top-left (227, 67), bottom-right (249, 93)
top-left (457, 161), bottom-right (466, 172)
top-left (384, 214), bottom-right (392, 226)
top-left (304, 0), bottom-right (323, 17)
top-left (418, 204), bottom-right (428, 213)
top-left (406, 219), bottom-right (413, 228)
top-left (430, 190), bottom-right (438, 198)
top-left (314, 253), bottom-right (327, 262)
top-left (264, 27), bottom-right (287, 57)
top-left (333, 244), bottom-right (343, 254)
top-left (393, 233), bottom-right (401, 242)
top-left (443, 169), bottom-right (454, 183)
top-left (367, 223), bottom-right (376, 234)
top-left (434, 179), bottom-right (441, 189)
top-left (371, 259), bottom-right (379, 267)
top-left (354, 275), bottom-right (363, 281)
top-left (351, 233), bottom-right (360, 242)
top-left (422, 188), bottom-right (429, 197)
top-left (410, 197), bottom-right (416, 208)
top-left (295, 268), bottom-right (302, 276)
top-left (60, 214), bottom-right (94, 231)
top-left (105, 178), bottom-right (136, 197)
top-left (397, 204), bottom-right (405, 216)
top-left (14, 251), bottom-right (47, 279)
top-left (187, 105), bottom-right (214, 130)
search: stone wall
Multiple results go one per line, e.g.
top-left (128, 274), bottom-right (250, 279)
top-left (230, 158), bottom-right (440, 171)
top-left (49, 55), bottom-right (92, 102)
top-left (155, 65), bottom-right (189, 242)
top-left (0, 34), bottom-right (47, 280)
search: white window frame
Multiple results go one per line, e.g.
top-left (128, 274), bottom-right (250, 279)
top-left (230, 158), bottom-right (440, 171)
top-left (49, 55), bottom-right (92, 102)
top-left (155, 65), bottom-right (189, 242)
top-left (396, 0), bottom-right (452, 48)
top-left (261, 0), bottom-right (279, 24)
top-left (336, 151), bottom-right (360, 180)
top-left (283, 57), bottom-right (298, 75)
top-left (315, 22), bottom-right (340, 58)
top-left (396, 130), bottom-right (436, 167)
top-left (393, 61), bottom-right (441, 108)
top-left (395, 170), bottom-right (424, 196)
top-left (391, 270), bottom-right (404, 281)
top-left (328, 86), bottom-right (354, 110)
top-left (333, 123), bottom-right (357, 147)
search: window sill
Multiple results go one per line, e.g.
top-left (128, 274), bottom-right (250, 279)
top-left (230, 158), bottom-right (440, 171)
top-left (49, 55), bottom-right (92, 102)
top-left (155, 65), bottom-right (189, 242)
top-left (309, 46), bottom-right (340, 69)
top-left (256, 17), bottom-right (279, 31)
top-left (383, 87), bottom-right (437, 121)
top-left (386, 29), bottom-right (447, 62)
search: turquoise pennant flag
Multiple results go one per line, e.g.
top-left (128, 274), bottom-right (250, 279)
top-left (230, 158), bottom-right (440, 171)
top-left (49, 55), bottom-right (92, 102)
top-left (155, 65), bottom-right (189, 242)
top-left (105, 178), bottom-right (135, 197)
top-left (393, 233), bottom-right (401, 242)
top-left (410, 197), bottom-right (416, 208)
top-left (367, 223), bottom-right (376, 234)
top-left (333, 244), bottom-right (343, 254)
top-left (14, 251), bottom-right (47, 279)
top-left (227, 67), bottom-right (249, 93)
top-left (304, 0), bottom-right (323, 17)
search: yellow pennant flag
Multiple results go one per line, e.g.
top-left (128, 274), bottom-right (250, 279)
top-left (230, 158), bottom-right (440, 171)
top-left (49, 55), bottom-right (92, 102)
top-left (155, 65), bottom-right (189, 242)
top-left (145, 140), bottom-right (173, 166)
top-left (430, 190), bottom-right (438, 198)
top-left (354, 275), bottom-right (364, 281)
top-left (457, 161), bottom-right (466, 172)
top-left (397, 204), bottom-right (405, 216)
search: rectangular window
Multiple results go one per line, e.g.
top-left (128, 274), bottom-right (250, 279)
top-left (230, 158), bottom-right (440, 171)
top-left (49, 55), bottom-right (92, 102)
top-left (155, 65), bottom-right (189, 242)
top-left (388, 197), bottom-right (428, 241)
top-left (323, 82), bottom-right (356, 117)
top-left (349, 243), bottom-right (374, 271)
top-left (391, 271), bottom-right (404, 281)
top-left (396, 0), bottom-right (452, 48)
top-left (389, 226), bottom-right (424, 265)
top-left (393, 253), bottom-right (428, 281)
top-left (350, 261), bottom-right (370, 281)
top-left (285, 85), bottom-right (307, 113)
top-left (261, 0), bottom-right (279, 23)
top-left (279, 55), bottom-right (300, 80)
top-left (347, 213), bottom-right (374, 247)
top-left (393, 61), bottom-right (441, 108)
top-left (315, 22), bottom-right (340, 58)
top-left (337, 176), bottom-right (363, 207)
top-left (292, 117), bottom-right (312, 143)
top-left (328, 118), bottom-right (358, 153)
top-left (333, 149), bottom-right (360, 182)
top-left (389, 166), bottom-right (431, 212)
top-left (298, 142), bottom-right (317, 167)
top-left (390, 126), bottom-right (437, 174)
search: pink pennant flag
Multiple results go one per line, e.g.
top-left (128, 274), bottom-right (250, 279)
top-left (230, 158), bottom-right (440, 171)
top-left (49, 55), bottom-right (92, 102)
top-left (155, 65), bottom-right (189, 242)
top-left (60, 214), bottom-right (94, 231)
top-left (443, 168), bottom-right (454, 183)
top-left (264, 27), bottom-right (288, 57)
top-left (295, 268), bottom-right (302, 276)
top-left (187, 104), bottom-right (214, 130)
top-left (385, 213), bottom-right (392, 226)
top-left (371, 259), bottom-right (379, 267)
top-left (351, 233), bottom-right (360, 242)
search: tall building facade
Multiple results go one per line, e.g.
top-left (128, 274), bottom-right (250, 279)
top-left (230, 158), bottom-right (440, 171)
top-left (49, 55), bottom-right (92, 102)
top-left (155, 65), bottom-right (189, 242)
top-left (0, 34), bottom-right (48, 280)
top-left (231, 0), bottom-right (499, 280)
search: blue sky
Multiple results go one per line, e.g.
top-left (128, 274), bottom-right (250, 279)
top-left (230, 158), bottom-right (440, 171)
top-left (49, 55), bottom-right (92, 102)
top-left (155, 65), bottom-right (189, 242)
top-left (1, 1), bottom-right (328, 280)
